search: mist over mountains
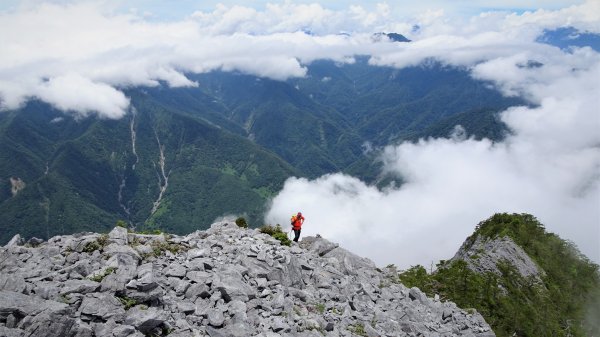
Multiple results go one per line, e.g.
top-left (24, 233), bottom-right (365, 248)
top-left (0, 60), bottom-right (519, 245)
top-left (0, 1), bottom-right (599, 269)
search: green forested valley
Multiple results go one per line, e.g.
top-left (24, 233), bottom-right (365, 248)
top-left (0, 61), bottom-right (523, 243)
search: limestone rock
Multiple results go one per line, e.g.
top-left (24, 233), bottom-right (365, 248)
top-left (108, 227), bottom-right (129, 245)
top-left (5, 234), bottom-right (23, 248)
top-left (80, 293), bottom-right (125, 321)
top-left (124, 307), bottom-right (165, 333)
top-left (452, 235), bottom-right (543, 280)
top-left (0, 225), bottom-right (496, 337)
top-left (136, 263), bottom-right (158, 291)
top-left (60, 279), bottom-right (100, 295)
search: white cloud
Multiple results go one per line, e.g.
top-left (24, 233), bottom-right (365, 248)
top-left (36, 73), bottom-right (130, 119)
top-left (1, 1), bottom-right (599, 117)
top-left (265, 36), bottom-right (600, 269)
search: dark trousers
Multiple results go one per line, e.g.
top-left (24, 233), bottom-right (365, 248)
top-left (293, 229), bottom-right (301, 242)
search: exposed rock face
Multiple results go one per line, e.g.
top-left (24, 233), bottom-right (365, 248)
top-left (1, 222), bottom-right (495, 337)
top-left (451, 234), bottom-right (543, 280)
top-left (9, 177), bottom-right (25, 197)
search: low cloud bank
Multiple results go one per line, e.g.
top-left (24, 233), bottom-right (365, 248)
top-left (0, 1), bottom-right (599, 117)
top-left (266, 40), bottom-right (600, 269)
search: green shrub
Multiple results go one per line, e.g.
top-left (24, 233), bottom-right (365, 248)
top-left (115, 220), bottom-right (128, 228)
top-left (259, 224), bottom-right (277, 235)
top-left (273, 231), bottom-right (291, 247)
top-left (82, 241), bottom-right (101, 253)
top-left (259, 224), bottom-right (291, 246)
top-left (235, 217), bottom-right (248, 228)
top-left (83, 234), bottom-right (109, 253)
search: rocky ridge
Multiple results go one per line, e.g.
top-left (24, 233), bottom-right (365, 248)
top-left (451, 234), bottom-right (543, 280)
top-left (0, 221), bottom-right (494, 337)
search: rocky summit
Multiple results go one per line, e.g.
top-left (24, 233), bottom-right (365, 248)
top-left (451, 234), bottom-right (543, 281)
top-left (0, 221), bottom-right (494, 337)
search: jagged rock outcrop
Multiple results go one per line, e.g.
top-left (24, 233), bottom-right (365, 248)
top-left (451, 234), bottom-right (543, 280)
top-left (0, 222), bottom-right (495, 337)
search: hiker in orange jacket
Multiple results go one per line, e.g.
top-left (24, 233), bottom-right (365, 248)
top-left (291, 211), bottom-right (305, 242)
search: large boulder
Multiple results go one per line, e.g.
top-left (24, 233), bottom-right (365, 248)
top-left (0, 291), bottom-right (78, 337)
top-left (108, 227), bottom-right (129, 246)
top-left (213, 267), bottom-right (255, 302)
top-left (124, 306), bottom-right (166, 333)
top-left (79, 293), bottom-right (126, 321)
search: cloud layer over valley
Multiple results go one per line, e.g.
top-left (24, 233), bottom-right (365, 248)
top-left (1, 1), bottom-right (599, 268)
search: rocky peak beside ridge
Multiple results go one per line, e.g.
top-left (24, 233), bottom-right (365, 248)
top-left (0, 221), bottom-right (495, 337)
top-left (451, 234), bottom-right (543, 281)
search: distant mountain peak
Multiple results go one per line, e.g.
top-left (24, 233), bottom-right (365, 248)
top-left (372, 32), bottom-right (411, 43)
top-left (537, 26), bottom-right (600, 52)
top-left (516, 60), bottom-right (544, 69)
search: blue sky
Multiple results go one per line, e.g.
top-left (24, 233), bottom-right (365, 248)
top-left (0, 0), bottom-right (587, 21)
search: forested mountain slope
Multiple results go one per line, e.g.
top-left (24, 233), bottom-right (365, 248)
top-left (0, 97), bottom-right (295, 243)
top-left (0, 61), bottom-right (524, 243)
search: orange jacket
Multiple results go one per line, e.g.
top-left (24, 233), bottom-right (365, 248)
top-left (292, 215), bottom-right (304, 230)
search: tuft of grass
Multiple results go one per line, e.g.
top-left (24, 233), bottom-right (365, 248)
top-left (129, 236), bottom-right (141, 247)
top-left (97, 233), bottom-right (109, 246)
top-left (88, 267), bottom-right (117, 282)
top-left (117, 295), bottom-right (138, 310)
top-left (59, 294), bottom-right (70, 304)
top-left (348, 323), bottom-right (367, 336)
top-left (142, 240), bottom-right (186, 259)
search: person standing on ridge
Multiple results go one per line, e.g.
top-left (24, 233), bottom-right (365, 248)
top-left (291, 211), bottom-right (305, 242)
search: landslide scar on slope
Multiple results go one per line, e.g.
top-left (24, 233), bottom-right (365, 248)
top-left (10, 177), bottom-right (25, 196)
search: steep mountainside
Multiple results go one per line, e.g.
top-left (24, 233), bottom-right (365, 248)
top-left (0, 61), bottom-right (525, 243)
top-left (0, 221), bottom-right (496, 337)
top-left (399, 213), bottom-right (600, 337)
top-left (0, 97), bottom-right (296, 244)
top-left (148, 60), bottom-right (524, 179)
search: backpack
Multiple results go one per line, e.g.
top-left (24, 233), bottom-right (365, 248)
top-left (290, 215), bottom-right (297, 225)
